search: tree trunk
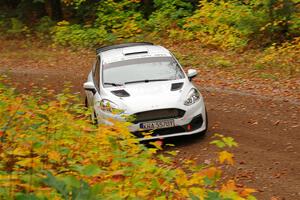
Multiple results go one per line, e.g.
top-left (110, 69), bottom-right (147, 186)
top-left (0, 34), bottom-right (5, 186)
top-left (141, 0), bottom-right (154, 19)
top-left (49, 0), bottom-right (63, 21)
top-left (2, 0), bottom-right (21, 9)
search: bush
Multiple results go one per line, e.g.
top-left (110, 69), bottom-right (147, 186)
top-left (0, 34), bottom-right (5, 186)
top-left (5, 18), bottom-right (30, 38)
top-left (255, 37), bottom-right (300, 76)
top-left (0, 15), bottom-right (5, 33)
top-left (0, 79), bottom-right (257, 199)
top-left (52, 0), bottom-right (145, 47)
top-left (94, 0), bottom-right (143, 39)
top-left (182, 0), bottom-right (299, 49)
top-left (258, 0), bottom-right (300, 41)
top-left (183, 0), bottom-right (263, 49)
top-left (34, 16), bottom-right (56, 39)
top-left (146, 0), bottom-right (194, 32)
top-left (52, 21), bottom-right (111, 47)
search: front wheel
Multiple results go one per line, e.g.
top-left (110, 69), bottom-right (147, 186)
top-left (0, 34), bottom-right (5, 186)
top-left (85, 96), bottom-right (98, 124)
top-left (91, 111), bottom-right (98, 125)
top-left (85, 96), bottom-right (88, 108)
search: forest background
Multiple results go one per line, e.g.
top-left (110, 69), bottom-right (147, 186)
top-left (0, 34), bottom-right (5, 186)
top-left (1, 0), bottom-right (299, 81)
top-left (1, 0), bottom-right (299, 49)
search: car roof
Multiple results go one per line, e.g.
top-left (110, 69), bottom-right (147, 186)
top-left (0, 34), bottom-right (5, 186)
top-left (98, 43), bottom-right (172, 64)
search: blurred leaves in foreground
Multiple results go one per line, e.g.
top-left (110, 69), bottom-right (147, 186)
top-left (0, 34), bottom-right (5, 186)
top-left (0, 78), bottom-right (256, 199)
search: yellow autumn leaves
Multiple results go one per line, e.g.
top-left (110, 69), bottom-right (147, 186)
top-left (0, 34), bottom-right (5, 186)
top-left (221, 180), bottom-right (256, 199)
top-left (219, 150), bottom-right (234, 165)
top-left (0, 81), bottom-right (257, 199)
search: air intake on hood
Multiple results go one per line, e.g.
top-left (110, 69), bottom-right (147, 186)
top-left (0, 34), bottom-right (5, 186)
top-left (124, 51), bottom-right (148, 56)
top-left (171, 82), bottom-right (183, 91)
top-left (111, 90), bottom-right (130, 97)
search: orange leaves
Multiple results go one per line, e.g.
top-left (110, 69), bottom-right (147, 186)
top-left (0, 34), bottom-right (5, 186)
top-left (221, 180), bottom-right (237, 192)
top-left (82, 127), bottom-right (95, 132)
top-left (48, 151), bottom-right (61, 162)
top-left (221, 180), bottom-right (256, 198)
top-left (197, 166), bottom-right (221, 179)
top-left (240, 188), bottom-right (256, 197)
top-left (218, 150), bottom-right (234, 165)
top-left (111, 170), bottom-right (125, 182)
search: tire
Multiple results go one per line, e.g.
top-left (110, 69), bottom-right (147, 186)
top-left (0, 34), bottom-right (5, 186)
top-left (92, 111), bottom-right (98, 125)
top-left (85, 96), bottom-right (98, 124)
top-left (85, 96), bottom-right (88, 108)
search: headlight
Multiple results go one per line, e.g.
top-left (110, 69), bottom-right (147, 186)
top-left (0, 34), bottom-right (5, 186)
top-left (184, 88), bottom-right (200, 106)
top-left (99, 99), bottom-right (123, 114)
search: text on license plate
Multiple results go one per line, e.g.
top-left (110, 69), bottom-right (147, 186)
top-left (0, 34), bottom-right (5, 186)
top-left (140, 119), bottom-right (175, 130)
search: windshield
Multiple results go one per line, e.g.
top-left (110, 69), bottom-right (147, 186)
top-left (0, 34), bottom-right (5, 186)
top-left (102, 57), bottom-right (185, 87)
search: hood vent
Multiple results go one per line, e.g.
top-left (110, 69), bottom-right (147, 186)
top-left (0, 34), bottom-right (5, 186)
top-left (171, 82), bottom-right (183, 91)
top-left (124, 51), bottom-right (148, 56)
top-left (111, 90), bottom-right (130, 97)
top-left (123, 46), bottom-right (148, 56)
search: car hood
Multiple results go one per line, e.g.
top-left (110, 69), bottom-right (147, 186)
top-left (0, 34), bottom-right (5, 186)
top-left (104, 80), bottom-right (191, 114)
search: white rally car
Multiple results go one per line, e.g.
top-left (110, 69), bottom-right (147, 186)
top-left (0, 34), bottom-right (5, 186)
top-left (83, 42), bottom-right (207, 140)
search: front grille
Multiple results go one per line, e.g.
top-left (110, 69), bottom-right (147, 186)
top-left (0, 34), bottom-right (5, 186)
top-left (133, 108), bottom-right (185, 123)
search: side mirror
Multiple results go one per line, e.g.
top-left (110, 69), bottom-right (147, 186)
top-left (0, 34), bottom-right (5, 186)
top-left (187, 69), bottom-right (198, 81)
top-left (83, 82), bottom-right (97, 94)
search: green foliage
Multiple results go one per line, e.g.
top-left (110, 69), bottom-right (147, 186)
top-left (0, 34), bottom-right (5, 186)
top-left (32, 16), bottom-right (56, 40)
top-left (212, 57), bottom-right (233, 68)
top-left (211, 134), bottom-right (238, 148)
top-left (0, 0), bottom-right (299, 49)
top-left (35, 16), bottom-right (55, 33)
top-left (255, 37), bottom-right (300, 76)
top-left (258, 0), bottom-right (300, 40)
top-left (184, 0), bottom-right (264, 48)
top-left (258, 72), bottom-right (279, 80)
top-left (183, 0), bottom-right (299, 49)
top-left (94, 0), bottom-right (143, 39)
top-left (0, 15), bottom-right (5, 33)
top-left (52, 21), bottom-right (111, 47)
top-left (0, 79), bottom-right (256, 199)
top-left (146, 0), bottom-right (194, 31)
top-left (6, 18), bottom-right (30, 37)
top-left (52, 0), bottom-right (144, 47)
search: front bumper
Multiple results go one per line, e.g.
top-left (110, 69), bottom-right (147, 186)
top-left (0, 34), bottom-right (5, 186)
top-left (134, 113), bottom-right (206, 141)
top-left (96, 98), bottom-right (207, 140)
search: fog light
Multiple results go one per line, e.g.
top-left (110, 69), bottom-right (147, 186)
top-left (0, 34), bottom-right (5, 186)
top-left (187, 124), bottom-right (192, 131)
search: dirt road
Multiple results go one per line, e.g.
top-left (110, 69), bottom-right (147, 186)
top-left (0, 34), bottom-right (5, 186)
top-left (1, 63), bottom-right (299, 200)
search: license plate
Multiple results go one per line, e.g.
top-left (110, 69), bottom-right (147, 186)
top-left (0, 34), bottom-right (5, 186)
top-left (140, 119), bottom-right (175, 130)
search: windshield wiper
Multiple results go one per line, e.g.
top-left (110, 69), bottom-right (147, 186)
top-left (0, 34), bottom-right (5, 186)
top-left (104, 82), bottom-right (123, 86)
top-left (125, 79), bottom-right (172, 85)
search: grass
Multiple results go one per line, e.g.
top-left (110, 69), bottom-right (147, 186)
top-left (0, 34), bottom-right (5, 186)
top-left (258, 73), bottom-right (278, 81)
top-left (211, 57), bottom-right (233, 68)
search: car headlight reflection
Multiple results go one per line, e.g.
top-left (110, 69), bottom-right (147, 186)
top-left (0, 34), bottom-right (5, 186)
top-left (184, 88), bottom-right (200, 106)
top-left (100, 99), bottom-right (124, 114)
